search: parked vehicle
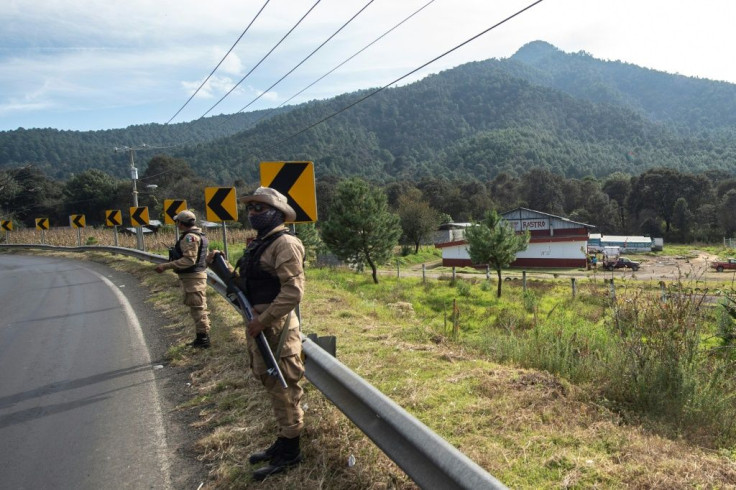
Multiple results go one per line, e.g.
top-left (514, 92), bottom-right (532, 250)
top-left (605, 257), bottom-right (640, 271)
top-left (710, 258), bottom-right (736, 272)
top-left (601, 246), bottom-right (621, 270)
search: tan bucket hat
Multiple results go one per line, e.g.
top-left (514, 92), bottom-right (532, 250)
top-left (173, 210), bottom-right (196, 223)
top-left (240, 186), bottom-right (296, 222)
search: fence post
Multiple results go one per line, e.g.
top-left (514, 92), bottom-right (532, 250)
top-left (422, 263), bottom-right (426, 284)
top-left (452, 298), bottom-right (459, 338)
top-left (396, 259), bottom-right (400, 279)
top-left (609, 278), bottom-right (616, 301)
top-left (452, 266), bottom-right (456, 282)
top-left (571, 277), bottom-right (577, 298)
top-left (660, 281), bottom-right (667, 302)
top-left (486, 265), bottom-right (490, 280)
top-left (522, 270), bottom-right (527, 292)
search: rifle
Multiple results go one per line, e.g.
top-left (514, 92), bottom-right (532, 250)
top-left (209, 252), bottom-right (288, 389)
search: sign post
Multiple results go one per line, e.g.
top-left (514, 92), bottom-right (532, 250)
top-left (130, 206), bottom-right (150, 251)
top-left (70, 214), bottom-right (86, 246)
top-left (205, 187), bottom-right (237, 260)
top-left (35, 218), bottom-right (49, 244)
top-left (106, 209), bottom-right (122, 246)
top-left (1, 220), bottom-right (12, 243)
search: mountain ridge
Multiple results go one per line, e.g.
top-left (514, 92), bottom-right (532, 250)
top-left (2, 41), bottom-right (736, 183)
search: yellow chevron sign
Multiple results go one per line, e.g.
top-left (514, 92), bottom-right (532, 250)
top-left (205, 187), bottom-right (237, 222)
top-left (105, 209), bottom-right (122, 227)
top-left (130, 206), bottom-right (150, 226)
top-left (260, 161), bottom-right (317, 223)
top-left (163, 199), bottom-right (187, 225)
top-left (35, 218), bottom-right (49, 230)
top-left (70, 214), bottom-right (86, 228)
top-left (1, 220), bottom-right (12, 231)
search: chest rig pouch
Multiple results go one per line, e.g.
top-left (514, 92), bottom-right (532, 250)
top-left (235, 230), bottom-right (288, 305)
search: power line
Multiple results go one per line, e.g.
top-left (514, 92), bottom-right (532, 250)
top-left (165, 0), bottom-right (272, 125)
top-left (246, 0), bottom-right (437, 128)
top-left (234, 0), bottom-right (376, 114)
top-left (200, 0), bottom-right (323, 119)
top-left (265, 0), bottom-right (545, 152)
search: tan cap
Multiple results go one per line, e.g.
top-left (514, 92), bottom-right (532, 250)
top-left (240, 187), bottom-right (296, 222)
top-left (173, 210), bottom-right (196, 223)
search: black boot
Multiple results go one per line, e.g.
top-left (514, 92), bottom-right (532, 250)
top-left (249, 437), bottom-right (283, 464)
top-left (189, 333), bottom-right (210, 349)
top-left (252, 436), bottom-right (303, 481)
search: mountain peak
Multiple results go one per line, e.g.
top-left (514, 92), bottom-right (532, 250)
top-left (510, 41), bottom-right (562, 64)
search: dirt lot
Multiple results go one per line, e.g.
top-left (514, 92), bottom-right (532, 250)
top-left (589, 251), bottom-right (730, 282)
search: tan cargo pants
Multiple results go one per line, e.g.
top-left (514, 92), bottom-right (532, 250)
top-left (180, 276), bottom-right (210, 335)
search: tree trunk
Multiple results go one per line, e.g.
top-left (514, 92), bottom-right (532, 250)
top-left (366, 254), bottom-right (379, 284)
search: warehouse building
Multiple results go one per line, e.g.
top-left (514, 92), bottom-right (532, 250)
top-left (435, 208), bottom-right (594, 268)
top-left (587, 233), bottom-right (654, 253)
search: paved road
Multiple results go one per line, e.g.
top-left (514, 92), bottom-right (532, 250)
top-left (0, 254), bottom-right (172, 489)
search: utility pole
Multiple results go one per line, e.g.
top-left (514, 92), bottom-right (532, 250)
top-left (115, 144), bottom-right (148, 250)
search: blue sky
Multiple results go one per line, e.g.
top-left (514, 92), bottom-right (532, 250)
top-left (1, 0), bottom-right (735, 132)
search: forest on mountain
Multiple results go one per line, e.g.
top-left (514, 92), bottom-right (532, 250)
top-left (3, 41), bottom-right (736, 243)
top-left (3, 41), bottom-right (736, 184)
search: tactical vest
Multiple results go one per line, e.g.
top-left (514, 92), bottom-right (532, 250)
top-left (172, 230), bottom-right (208, 274)
top-left (235, 230), bottom-right (288, 305)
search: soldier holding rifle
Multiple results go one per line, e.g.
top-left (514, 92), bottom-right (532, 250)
top-left (206, 186), bottom-right (306, 481)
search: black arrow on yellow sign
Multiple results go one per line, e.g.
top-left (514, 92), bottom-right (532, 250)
top-left (1, 220), bottom-right (12, 231)
top-left (130, 207), bottom-right (149, 226)
top-left (36, 218), bottom-right (49, 230)
top-left (164, 199), bottom-right (187, 224)
top-left (207, 188), bottom-right (236, 221)
top-left (261, 161), bottom-right (315, 222)
top-left (106, 209), bottom-right (122, 227)
top-left (71, 215), bottom-right (86, 228)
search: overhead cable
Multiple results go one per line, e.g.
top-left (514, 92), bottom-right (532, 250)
top-left (266, 0), bottom-right (545, 151)
top-left (247, 0), bottom-right (436, 127)
top-left (233, 0), bottom-right (376, 114)
top-left (200, 0), bottom-right (322, 119)
top-left (165, 0), bottom-right (272, 125)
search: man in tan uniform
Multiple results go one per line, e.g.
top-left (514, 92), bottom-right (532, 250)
top-left (155, 210), bottom-right (211, 348)
top-left (207, 187), bottom-right (305, 481)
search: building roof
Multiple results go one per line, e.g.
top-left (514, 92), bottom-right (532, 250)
top-left (502, 207), bottom-right (596, 229)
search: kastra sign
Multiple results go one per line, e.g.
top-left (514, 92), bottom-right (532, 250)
top-left (507, 218), bottom-right (549, 232)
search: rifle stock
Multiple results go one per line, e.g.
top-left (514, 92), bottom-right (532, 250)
top-left (210, 252), bottom-right (288, 389)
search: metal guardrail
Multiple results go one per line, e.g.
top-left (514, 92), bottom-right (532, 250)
top-left (1, 244), bottom-right (507, 489)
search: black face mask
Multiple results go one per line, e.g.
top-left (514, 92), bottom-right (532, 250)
top-left (248, 208), bottom-right (284, 234)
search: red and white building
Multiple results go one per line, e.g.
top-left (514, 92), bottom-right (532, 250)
top-left (435, 208), bottom-right (594, 268)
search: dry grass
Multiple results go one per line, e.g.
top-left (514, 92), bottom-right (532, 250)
top-left (5, 244), bottom-right (736, 489)
top-left (4, 226), bottom-right (253, 254)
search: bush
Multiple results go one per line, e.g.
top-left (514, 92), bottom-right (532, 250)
top-left (602, 286), bottom-right (736, 446)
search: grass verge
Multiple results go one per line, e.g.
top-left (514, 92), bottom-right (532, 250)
top-left (6, 248), bottom-right (736, 489)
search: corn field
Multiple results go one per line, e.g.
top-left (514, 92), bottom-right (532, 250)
top-left (2, 226), bottom-right (255, 253)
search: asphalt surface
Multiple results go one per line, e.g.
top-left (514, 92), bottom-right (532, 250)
top-left (0, 254), bottom-right (206, 489)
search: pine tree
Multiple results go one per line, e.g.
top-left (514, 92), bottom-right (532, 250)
top-left (321, 178), bottom-right (402, 284)
top-left (465, 210), bottom-right (530, 297)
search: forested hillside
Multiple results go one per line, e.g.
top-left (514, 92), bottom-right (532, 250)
top-left (176, 45), bottom-right (736, 183)
top-left (0, 109), bottom-right (288, 179)
top-left (2, 41), bottom-right (736, 184)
